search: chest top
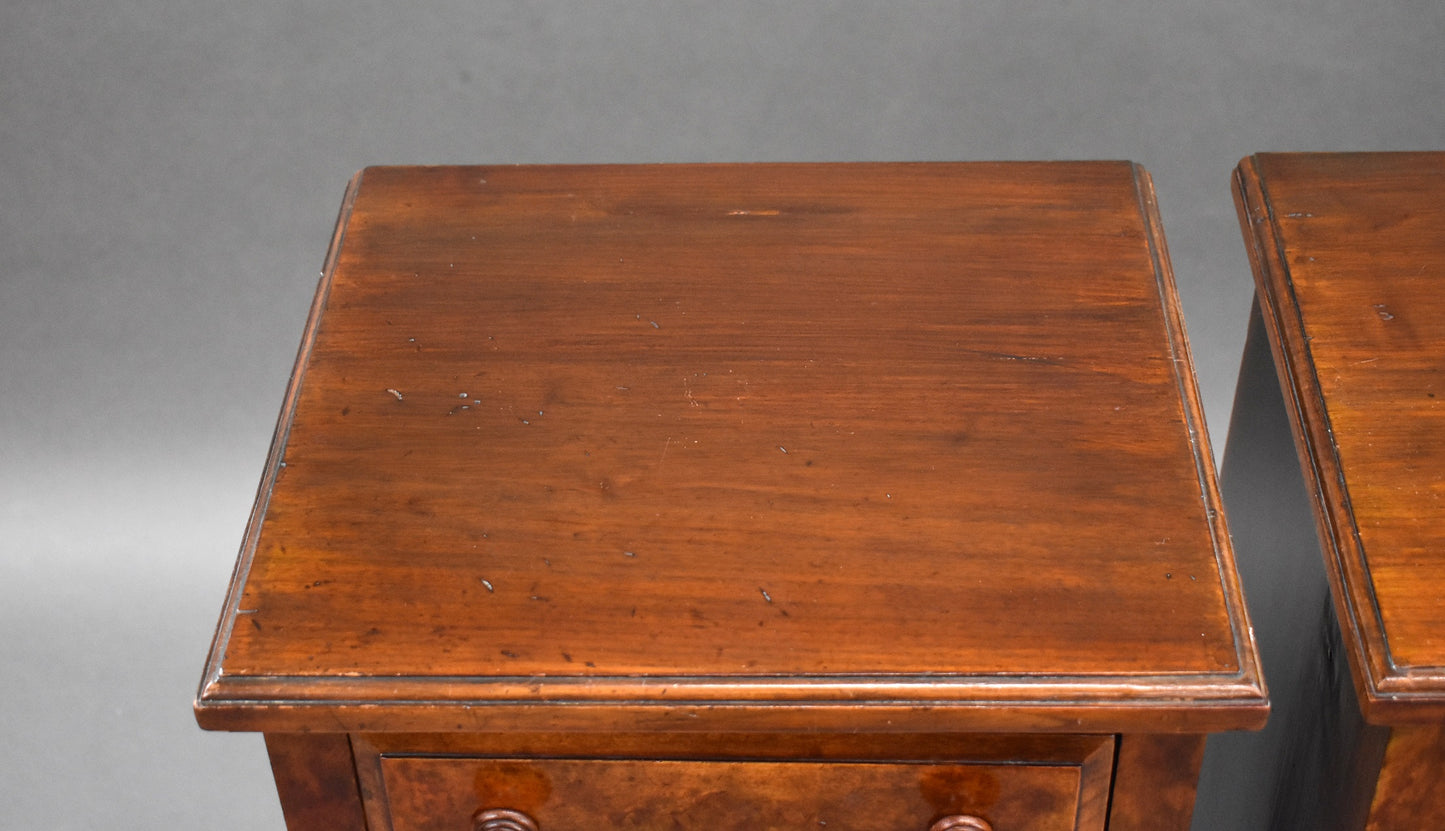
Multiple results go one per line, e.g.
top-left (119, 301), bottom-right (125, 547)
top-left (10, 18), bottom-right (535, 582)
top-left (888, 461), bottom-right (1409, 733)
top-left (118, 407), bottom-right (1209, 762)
top-left (197, 162), bottom-right (1264, 735)
top-left (1235, 152), bottom-right (1445, 723)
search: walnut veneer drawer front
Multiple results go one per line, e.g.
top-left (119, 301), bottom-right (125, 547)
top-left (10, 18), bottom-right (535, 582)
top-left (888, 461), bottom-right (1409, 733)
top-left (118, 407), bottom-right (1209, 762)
top-left (375, 757), bottom-right (1095, 831)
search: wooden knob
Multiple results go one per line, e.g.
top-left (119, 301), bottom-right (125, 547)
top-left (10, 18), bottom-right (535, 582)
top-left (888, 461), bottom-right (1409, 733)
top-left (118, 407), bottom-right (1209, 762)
top-left (473, 808), bottom-right (539, 831)
top-left (930, 815), bottom-right (993, 831)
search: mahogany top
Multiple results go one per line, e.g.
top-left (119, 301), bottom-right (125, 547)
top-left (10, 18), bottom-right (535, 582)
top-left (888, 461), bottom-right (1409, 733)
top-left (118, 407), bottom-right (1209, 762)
top-left (1235, 152), bottom-right (1445, 724)
top-left (196, 162), bottom-right (1265, 734)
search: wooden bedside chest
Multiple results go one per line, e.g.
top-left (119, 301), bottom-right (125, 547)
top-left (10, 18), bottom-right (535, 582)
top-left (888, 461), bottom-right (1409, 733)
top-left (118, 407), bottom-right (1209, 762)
top-left (1216, 152), bottom-right (1445, 829)
top-left (196, 162), bottom-right (1266, 831)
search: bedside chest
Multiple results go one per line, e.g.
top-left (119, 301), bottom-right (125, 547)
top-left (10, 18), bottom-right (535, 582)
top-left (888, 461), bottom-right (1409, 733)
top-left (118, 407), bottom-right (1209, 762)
top-left (1218, 152), bottom-right (1445, 829)
top-left (196, 162), bottom-right (1266, 831)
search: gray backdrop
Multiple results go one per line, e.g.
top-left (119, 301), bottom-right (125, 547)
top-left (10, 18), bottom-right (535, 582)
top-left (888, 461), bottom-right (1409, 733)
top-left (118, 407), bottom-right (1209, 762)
top-left (2, 2), bottom-right (1441, 829)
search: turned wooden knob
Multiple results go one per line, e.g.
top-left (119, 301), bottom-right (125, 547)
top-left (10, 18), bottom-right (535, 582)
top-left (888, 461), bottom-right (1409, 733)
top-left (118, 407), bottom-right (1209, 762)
top-left (472, 808), bottom-right (539, 831)
top-left (929, 815), bottom-right (993, 831)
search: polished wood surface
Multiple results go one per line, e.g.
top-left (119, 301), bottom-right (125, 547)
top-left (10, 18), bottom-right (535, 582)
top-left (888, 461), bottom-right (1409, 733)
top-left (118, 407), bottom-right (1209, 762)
top-left (264, 733), bottom-right (367, 831)
top-left (1229, 152), bottom-right (1445, 829)
top-left (198, 162), bottom-right (1264, 830)
top-left (353, 732), bottom-right (1114, 831)
top-left (1234, 152), bottom-right (1445, 723)
top-left (382, 758), bottom-right (1079, 831)
top-left (1366, 724), bottom-right (1445, 829)
top-left (196, 162), bottom-right (1263, 737)
top-left (1108, 734), bottom-right (1207, 831)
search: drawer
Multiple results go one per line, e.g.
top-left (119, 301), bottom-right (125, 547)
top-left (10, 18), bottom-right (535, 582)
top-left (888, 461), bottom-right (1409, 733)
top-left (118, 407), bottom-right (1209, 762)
top-left (369, 755), bottom-right (1105, 831)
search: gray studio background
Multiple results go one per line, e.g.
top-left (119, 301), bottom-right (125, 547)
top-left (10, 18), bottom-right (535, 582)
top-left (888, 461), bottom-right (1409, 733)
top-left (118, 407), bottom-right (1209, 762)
top-left (3, 2), bottom-right (1441, 829)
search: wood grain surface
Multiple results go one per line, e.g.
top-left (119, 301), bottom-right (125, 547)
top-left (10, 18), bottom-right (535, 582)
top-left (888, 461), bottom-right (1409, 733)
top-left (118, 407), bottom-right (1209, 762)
top-left (1106, 733), bottom-right (1206, 831)
top-left (1364, 724), bottom-right (1445, 829)
top-left (197, 162), bottom-right (1263, 735)
top-left (264, 733), bottom-right (368, 831)
top-left (352, 731), bottom-right (1115, 831)
top-left (379, 757), bottom-right (1084, 831)
top-left (352, 728), bottom-right (1115, 831)
top-left (1234, 152), bottom-right (1445, 723)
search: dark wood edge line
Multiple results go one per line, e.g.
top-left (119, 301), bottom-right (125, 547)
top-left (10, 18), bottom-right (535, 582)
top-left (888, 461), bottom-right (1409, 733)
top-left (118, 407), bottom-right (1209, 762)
top-left (1131, 163), bottom-right (1266, 698)
top-left (351, 734), bottom-right (390, 831)
top-left (1231, 156), bottom-right (1412, 718)
top-left (1374, 672), bottom-right (1445, 693)
top-left (1232, 155), bottom-right (1379, 672)
top-left (199, 666), bottom-right (1270, 692)
top-left (197, 698), bottom-right (1269, 735)
top-left (196, 672), bottom-right (1272, 714)
top-left (195, 169), bottom-right (368, 711)
top-left (358, 732), bottom-right (1115, 763)
top-left (1102, 734), bottom-right (1123, 831)
top-left (358, 160), bottom-right (1141, 174)
top-left (368, 752), bottom-right (1102, 767)
top-left (1076, 736), bottom-right (1115, 831)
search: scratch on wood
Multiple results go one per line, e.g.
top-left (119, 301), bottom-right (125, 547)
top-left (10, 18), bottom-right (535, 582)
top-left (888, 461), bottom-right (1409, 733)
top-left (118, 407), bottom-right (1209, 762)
top-left (978, 350), bottom-right (1063, 364)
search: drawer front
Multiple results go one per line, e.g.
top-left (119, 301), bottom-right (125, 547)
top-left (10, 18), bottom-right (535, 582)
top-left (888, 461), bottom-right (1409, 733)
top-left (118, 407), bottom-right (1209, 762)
top-left (376, 756), bottom-right (1093, 831)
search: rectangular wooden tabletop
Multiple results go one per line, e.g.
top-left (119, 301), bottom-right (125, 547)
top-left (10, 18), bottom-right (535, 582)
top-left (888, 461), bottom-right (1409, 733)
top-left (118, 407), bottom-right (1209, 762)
top-left (196, 162), bottom-right (1264, 734)
top-left (1235, 152), bottom-right (1445, 723)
